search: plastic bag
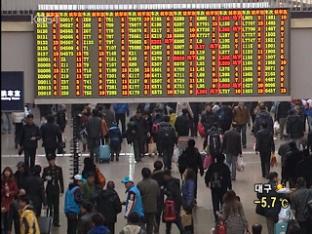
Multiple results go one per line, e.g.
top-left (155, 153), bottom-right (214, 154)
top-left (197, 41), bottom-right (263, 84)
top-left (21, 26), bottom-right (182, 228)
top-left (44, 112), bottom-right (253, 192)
top-left (237, 156), bottom-right (246, 172)
top-left (270, 154), bottom-right (277, 167)
top-left (278, 206), bottom-right (294, 222)
top-left (203, 154), bottom-right (214, 170)
top-left (274, 121), bottom-right (280, 134)
top-left (172, 146), bottom-right (180, 163)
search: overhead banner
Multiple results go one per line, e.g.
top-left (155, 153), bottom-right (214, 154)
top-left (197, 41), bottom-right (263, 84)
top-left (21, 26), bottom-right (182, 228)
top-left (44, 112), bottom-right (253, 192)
top-left (35, 8), bottom-right (289, 101)
top-left (1, 71), bottom-right (24, 112)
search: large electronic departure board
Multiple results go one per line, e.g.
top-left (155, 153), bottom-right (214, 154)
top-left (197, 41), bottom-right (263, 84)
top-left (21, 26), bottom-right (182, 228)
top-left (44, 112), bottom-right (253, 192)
top-left (35, 8), bottom-right (289, 100)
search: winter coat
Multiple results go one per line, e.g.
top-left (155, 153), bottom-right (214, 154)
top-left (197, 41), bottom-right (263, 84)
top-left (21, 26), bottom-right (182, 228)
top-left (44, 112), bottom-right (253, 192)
top-left (276, 102), bottom-right (291, 120)
top-left (24, 175), bottom-right (47, 212)
top-left (205, 162), bottom-right (232, 191)
top-left (95, 188), bottom-right (122, 223)
top-left (20, 205), bottom-right (40, 234)
top-left (137, 178), bottom-right (160, 214)
top-left (1, 179), bottom-right (18, 212)
top-left (164, 178), bottom-right (182, 213)
top-left (178, 147), bottom-right (204, 176)
top-left (78, 211), bottom-right (97, 234)
top-left (284, 149), bottom-right (303, 182)
top-left (287, 114), bottom-right (305, 139)
top-left (222, 129), bottom-right (242, 156)
top-left (222, 201), bottom-right (248, 234)
top-left (233, 105), bottom-right (249, 125)
top-left (20, 124), bottom-right (41, 149)
top-left (181, 179), bottom-right (195, 210)
top-left (253, 111), bottom-right (273, 135)
top-left (175, 114), bottom-right (190, 137)
top-left (256, 128), bottom-right (275, 153)
top-left (201, 111), bottom-right (219, 133)
top-left (113, 104), bottom-right (129, 115)
top-left (40, 122), bottom-right (62, 149)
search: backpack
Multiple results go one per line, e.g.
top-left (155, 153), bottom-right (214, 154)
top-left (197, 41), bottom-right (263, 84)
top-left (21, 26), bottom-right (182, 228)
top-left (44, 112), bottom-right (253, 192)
top-left (158, 124), bottom-right (176, 145)
top-left (64, 186), bottom-right (80, 214)
top-left (152, 122), bottom-right (161, 135)
top-left (209, 132), bottom-right (221, 156)
top-left (210, 171), bottom-right (223, 189)
top-left (109, 126), bottom-right (121, 148)
top-left (163, 199), bottom-right (177, 222)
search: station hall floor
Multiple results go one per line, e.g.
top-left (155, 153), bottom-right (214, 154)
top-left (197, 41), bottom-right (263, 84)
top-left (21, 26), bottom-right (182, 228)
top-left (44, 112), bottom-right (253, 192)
top-left (1, 107), bottom-right (286, 234)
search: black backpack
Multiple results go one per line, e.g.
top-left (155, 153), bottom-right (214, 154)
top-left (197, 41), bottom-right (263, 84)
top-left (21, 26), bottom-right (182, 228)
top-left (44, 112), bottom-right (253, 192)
top-left (209, 132), bottom-right (221, 156)
top-left (158, 124), bottom-right (176, 146)
top-left (210, 171), bottom-right (223, 189)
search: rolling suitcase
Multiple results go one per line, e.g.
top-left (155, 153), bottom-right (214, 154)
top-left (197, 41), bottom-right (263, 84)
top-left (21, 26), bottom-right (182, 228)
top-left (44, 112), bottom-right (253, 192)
top-left (97, 144), bottom-right (111, 163)
top-left (38, 209), bottom-right (53, 234)
top-left (274, 221), bottom-right (288, 234)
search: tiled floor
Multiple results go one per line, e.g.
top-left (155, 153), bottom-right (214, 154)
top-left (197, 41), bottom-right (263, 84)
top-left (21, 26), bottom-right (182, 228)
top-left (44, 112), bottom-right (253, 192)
top-left (1, 106), bottom-right (287, 234)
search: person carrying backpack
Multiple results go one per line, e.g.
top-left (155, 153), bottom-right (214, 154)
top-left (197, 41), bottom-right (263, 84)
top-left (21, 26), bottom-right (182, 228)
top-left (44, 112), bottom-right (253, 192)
top-left (109, 122), bottom-right (123, 162)
top-left (205, 154), bottom-right (232, 222)
top-left (208, 126), bottom-right (222, 159)
top-left (157, 116), bottom-right (177, 170)
top-left (253, 103), bottom-right (274, 136)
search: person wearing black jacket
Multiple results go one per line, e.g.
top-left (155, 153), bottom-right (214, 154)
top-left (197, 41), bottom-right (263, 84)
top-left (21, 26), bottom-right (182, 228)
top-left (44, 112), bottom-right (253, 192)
top-left (128, 110), bottom-right (149, 162)
top-left (278, 141), bottom-right (292, 184)
top-left (42, 154), bottom-right (64, 227)
top-left (40, 115), bottom-right (63, 156)
top-left (287, 108), bottom-right (305, 148)
top-left (256, 172), bottom-right (285, 234)
top-left (175, 109), bottom-right (191, 137)
top-left (95, 181), bottom-right (122, 234)
top-left (19, 114), bottom-right (41, 169)
top-left (276, 101), bottom-right (291, 139)
top-left (201, 104), bottom-right (219, 149)
top-left (190, 102), bottom-right (203, 137)
top-left (178, 139), bottom-right (204, 202)
top-left (152, 161), bottom-right (165, 234)
top-left (24, 165), bottom-right (47, 217)
top-left (256, 122), bottom-right (275, 178)
top-left (284, 142), bottom-right (303, 188)
top-left (205, 154), bottom-right (232, 222)
top-left (222, 124), bottom-right (242, 181)
top-left (163, 170), bottom-right (184, 234)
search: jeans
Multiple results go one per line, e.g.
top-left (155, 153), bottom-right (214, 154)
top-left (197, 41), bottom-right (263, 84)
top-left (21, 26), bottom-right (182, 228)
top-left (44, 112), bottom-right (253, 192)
top-left (163, 146), bottom-right (174, 170)
top-left (2, 211), bottom-right (12, 234)
top-left (66, 213), bottom-right (79, 234)
top-left (24, 147), bottom-right (37, 169)
top-left (259, 152), bottom-right (271, 178)
top-left (237, 124), bottom-right (247, 147)
top-left (115, 113), bottom-right (126, 135)
top-left (10, 200), bottom-right (20, 234)
top-left (211, 189), bottom-right (226, 222)
top-left (165, 215), bottom-right (184, 234)
top-left (225, 154), bottom-right (238, 180)
top-left (145, 213), bottom-right (158, 234)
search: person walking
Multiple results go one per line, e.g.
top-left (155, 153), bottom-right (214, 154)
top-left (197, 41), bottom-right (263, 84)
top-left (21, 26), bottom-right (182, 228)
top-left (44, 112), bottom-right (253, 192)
top-left (290, 177), bottom-right (312, 234)
top-left (1, 167), bottom-right (18, 234)
top-left (95, 181), bottom-right (122, 234)
top-left (163, 170), bottom-right (184, 234)
top-left (222, 124), bottom-right (242, 181)
top-left (24, 165), bottom-right (46, 217)
top-left (158, 116), bottom-right (177, 170)
top-left (108, 122), bottom-right (123, 162)
top-left (137, 168), bottom-right (160, 234)
top-left (101, 104), bottom-right (115, 129)
top-left (190, 102), bottom-right (202, 137)
top-left (40, 115), bottom-right (63, 156)
top-left (151, 161), bottom-right (165, 234)
top-left (42, 154), bottom-right (64, 227)
top-left (18, 195), bottom-right (40, 234)
top-left (121, 176), bottom-right (144, 220)
top-left (181, 169), bottom-right (196, 233)
top-left (217, 191), bottom-right (249, 234)
top-left (233, 102), bottom-right (250, 148)
top-left (12, 111), bottom-right (25, 149)
top-left (200, 104), bottom-right (219, 149)
top-left (127, 110), bottom-right (149, 162)
top-left (175, 109), bottom-right (192, 153)
top-left (287, 108), bottom-right (305, 149)
top-left (81, 172), bottom-right (101, 203)
top-left (255, 122), bottom-right (275, 178)
top-left (276, 101), bottom-right (291, 139)
top-left (178, 139), bottom-right (204, 202)
top-left (295, 149), bottom-right (312, 188)
top-left (216, 103), bottom-right (233, 134)
top-left (113, 103), bottom-right (129, 137)
top-left (86, 109), bottom-right (104, 160)
top-left (253, 103), bottom-right (274, 136)
top-left (205, 154), bottom-right (232, 222)
top-left (64, 174), bottom-right (83, 234)
top-left (284, 142), bottom-right (304, 188)
top-left (19, 114), bottom-right (40, 169)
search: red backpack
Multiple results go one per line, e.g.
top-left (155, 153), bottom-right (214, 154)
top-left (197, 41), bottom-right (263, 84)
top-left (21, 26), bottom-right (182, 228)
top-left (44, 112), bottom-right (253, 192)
top-left (163, 199), bottom-right (176, 222)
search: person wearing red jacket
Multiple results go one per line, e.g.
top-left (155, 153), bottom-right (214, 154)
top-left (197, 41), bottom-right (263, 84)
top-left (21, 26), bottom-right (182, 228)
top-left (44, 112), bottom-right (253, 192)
top-left (1, 167), bottom-right (18, 234)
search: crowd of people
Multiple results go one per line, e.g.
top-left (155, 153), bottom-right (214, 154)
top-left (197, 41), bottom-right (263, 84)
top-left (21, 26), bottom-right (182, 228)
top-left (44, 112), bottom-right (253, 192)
top-left (1, 100), bottom-right (312, 234)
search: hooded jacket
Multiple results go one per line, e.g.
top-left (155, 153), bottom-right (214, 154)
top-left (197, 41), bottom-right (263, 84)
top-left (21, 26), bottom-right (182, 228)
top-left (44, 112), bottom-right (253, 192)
top-left (20, 205), bottom-right (40, 234)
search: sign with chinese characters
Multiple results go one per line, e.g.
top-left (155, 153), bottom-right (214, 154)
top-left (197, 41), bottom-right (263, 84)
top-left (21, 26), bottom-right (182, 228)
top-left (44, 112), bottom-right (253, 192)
top-left (35, 8), bottom-right (289, 101)
top-left (1, 72), bottom-right (24, 111)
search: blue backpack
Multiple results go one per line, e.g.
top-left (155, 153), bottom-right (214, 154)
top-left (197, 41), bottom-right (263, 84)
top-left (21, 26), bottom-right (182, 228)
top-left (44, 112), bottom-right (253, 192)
top-left (64, 186), bottom-right (80, 214)
top-left (109, 125), bottom-right (122, 147)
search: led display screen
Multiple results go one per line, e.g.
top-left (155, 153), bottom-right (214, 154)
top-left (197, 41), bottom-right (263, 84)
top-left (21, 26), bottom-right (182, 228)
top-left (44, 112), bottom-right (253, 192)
top-left (35, 9), bottom-right (289, 99)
